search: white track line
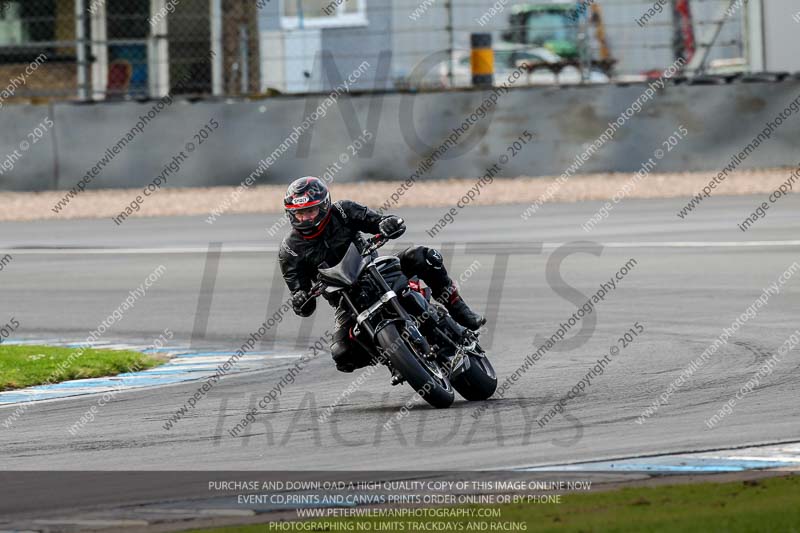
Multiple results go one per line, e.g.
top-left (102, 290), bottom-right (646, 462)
top-left (507, 439), bottom-right (800, 471)
top-left (3, 241), bottom-right (800, 255)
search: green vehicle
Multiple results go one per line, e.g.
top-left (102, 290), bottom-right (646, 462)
top-left (502, 3), bottom-right (582, 60)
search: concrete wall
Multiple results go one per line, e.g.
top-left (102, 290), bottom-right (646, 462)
top-left (1, 80), bottom-right (799, 191)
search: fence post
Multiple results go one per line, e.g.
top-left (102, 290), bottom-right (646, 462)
top-left (446, 0), bottom-right (454, 88)
top-left (74, 0), bottom-right (90, 100)
top-left (239, 24), bottom-right (250, 95)
top-left (211, 0), bottom-right (224, 96)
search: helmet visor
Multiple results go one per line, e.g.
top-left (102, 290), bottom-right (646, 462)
top-left (292, 205), bottom-right (320, 223)
top-left (286, 202), bottom-right (326, 230)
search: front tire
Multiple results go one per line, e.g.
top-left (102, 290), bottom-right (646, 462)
top-left (376, 323), bottom-right (454, 408)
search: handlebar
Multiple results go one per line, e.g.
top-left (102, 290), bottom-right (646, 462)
top-left (300, 233), bottom-right (390, 310)
top-left (362, 232), bottom-right (391, 256)
top-left (300, 282), bottom-right (323, 310)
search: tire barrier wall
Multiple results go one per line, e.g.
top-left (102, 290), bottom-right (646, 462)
top-left (0, 81), bottom-right (798, 191)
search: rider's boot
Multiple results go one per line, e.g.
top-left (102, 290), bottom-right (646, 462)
top-left (404, 246), bottom-right (486, 331)
top-left (436, 282), bottom-right (486, 331)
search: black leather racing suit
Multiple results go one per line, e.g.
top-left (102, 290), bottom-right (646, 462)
top-left (278, 200), bottom-right (453, 372)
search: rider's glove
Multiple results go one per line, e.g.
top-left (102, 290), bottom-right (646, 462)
top-left (292, 290), bottom-right (312, 316)
top-left (379, 216), bottom-right (406, 239)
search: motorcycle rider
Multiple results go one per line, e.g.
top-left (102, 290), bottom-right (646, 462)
top-left (278, 176), bottom-right (486, 373)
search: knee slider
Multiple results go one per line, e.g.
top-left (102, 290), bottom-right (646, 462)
top-left (424, 247), bottom-right (444, 269)
top-left (400, 246), bottom-right (442, 271)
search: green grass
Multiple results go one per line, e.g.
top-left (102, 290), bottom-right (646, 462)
top-left (184, 474), bottom-right (800, 533)
top-left (0, 344), bottom-right (164, 390)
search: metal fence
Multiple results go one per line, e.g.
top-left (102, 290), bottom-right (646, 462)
top-left (0, 0), bottom-right (259, 102)
top-left (0, 0), bottom-right (750, 102)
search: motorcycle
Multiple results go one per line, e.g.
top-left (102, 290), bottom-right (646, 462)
top-left (302, 232), bottom-right (497, 408)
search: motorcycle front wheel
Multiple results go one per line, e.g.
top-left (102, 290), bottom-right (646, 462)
top-left (376, 323), bottom-right (454, 408)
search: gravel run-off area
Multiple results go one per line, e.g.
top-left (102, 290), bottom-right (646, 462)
top-left (0, 167), bottom-right (796, 223)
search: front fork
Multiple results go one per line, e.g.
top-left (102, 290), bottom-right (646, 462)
top-left (346, 265), bottom-right (433, 365)
top-left (348, 264), bottom-right (479, 379)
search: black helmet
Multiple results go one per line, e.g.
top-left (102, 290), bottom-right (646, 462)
top-left (284, 176), bottom-right (331, 237)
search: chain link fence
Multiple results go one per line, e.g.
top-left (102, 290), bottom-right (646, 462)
top-left (0, 0), bottom-right (751, 102)
top-left (0, 0), bottom-right (259, 102)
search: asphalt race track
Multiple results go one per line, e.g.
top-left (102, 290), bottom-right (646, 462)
top-left (2, 194), bottom-right (799, 477)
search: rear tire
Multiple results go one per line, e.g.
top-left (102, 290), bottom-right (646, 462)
top-left (376, 323), bottom-right (454, 408)
top-left (451, 354), bottom-right (497, 401)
